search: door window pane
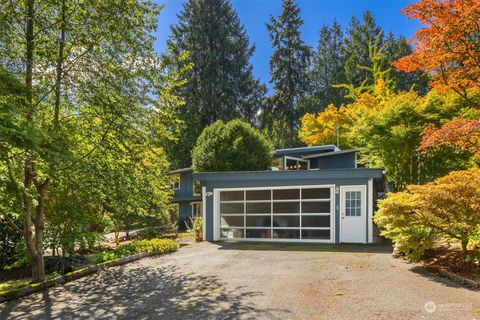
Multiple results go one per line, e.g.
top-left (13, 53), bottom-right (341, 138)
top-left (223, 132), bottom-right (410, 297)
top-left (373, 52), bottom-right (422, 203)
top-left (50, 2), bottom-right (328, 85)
top-left (302, 188), bottom-right (330, 199)
top-left (345, 191), bottom-right (362, 216)
top-left (220, 203), bottom-right (244, 214)
top-left (221, 216), bottom-right (244, 228)
top-left (220, 191), bottom-right (244, 201)
top-left (302, 215), bottom-right (330, 228)
top-left (246, 229), bottom-right (271, 239)
top-left (302, 229), bottom-right (330, 239)
top-left (246, 190), bottom-right (271, 201)
top-left (302, 201), bottom-right (330, 213)
top-left (273, 215), bottom-right (299, 228)
top-left (273, 202), bottom-right (300, 214)
top-left (246, 216), bottom-right (271, 227)
top-left (246, 202), bottom-right (271, 214)
top-left (273, 229), bottom-right (300, 239)
top-left (273, 189), bottom-right (300, 200)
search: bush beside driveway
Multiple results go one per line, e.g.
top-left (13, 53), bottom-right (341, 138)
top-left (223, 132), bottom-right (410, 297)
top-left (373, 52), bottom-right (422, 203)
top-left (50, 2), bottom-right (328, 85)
top-left (1, 242), bottom-right (479, 320)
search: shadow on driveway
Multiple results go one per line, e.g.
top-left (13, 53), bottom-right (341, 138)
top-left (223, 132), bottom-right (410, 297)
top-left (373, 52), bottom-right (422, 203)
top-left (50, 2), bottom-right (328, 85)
top-left (0, 261), bottom-right (288, 320)
top-left (215, 241), bottom-right (393, 254)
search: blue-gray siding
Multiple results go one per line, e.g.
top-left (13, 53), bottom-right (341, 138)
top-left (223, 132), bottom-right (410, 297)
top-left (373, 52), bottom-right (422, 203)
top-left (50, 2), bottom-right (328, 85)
top-left (194, 169), bottom-right (383, 243)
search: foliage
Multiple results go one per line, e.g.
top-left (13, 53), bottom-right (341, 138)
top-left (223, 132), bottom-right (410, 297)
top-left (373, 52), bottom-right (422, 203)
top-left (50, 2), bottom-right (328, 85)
top-left (375, 169), bottom-right (480, 255)
top-left (298, 104), bottom-right (351, 148)
top-left (393, 0), bottom-right (480, 95)
top-left (264, 0), bottom-right (311, 147)
top-left (137, 228), bottom-right (162, 240)
top-left (187, 217), bottom-right (204, 242)
top-left (192, 119), bottom-right (273, 172)
top-left (419, 118), bottom-right (480, 156)
top-left (0, 215), bottom-right (23, 269)
top-left (94, 238), bottom-right (178, 264)
top-left (0, 0), bottom-right (179, 281)
top-left (167, 0), bottom-right (266, 167)
top-left (390, 226), bottom-right (436, 262)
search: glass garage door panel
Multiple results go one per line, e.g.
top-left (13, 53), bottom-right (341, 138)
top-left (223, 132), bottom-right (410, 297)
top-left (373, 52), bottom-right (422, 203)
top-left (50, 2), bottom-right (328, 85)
top-left (246, 229), bottom-right (271, 239)
top-left (219, 187), bottom-right (333, 241)
top-left (246, 202), bottom-right (271, 214)
top-left (302, 215), bottom-right (330, 228)
top-left (302, 229), bottom-right (330, 239)
top-left (301, 201), bottom-right (330, 214)
top-left (220, 202), bottom-right (244, 214)
top-left (273, 229), bottom-right (300, 239)
top-left (220, 191), bottom-right (244, 201)
top-left (302, 188), bottom-right (330, 199)
top-left (246, 216), bottom-right (271, 227)
top-left (273, 215), bottom-right (299, 228)
top-left (220, 228), bottom-right (244, 239)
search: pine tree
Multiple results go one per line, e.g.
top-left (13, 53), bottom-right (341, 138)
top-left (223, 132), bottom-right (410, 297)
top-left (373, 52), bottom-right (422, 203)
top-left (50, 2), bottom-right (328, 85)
top-left (168, 0), bottom-right (265, 167)
top-left (265, 0), bottom-right (311, 147)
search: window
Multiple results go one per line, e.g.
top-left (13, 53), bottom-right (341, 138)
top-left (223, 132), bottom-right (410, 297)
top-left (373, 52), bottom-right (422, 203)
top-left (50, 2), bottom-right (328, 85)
top-left (345, 191), bottom-right (361, 216)
top-left (285, 157), bottom-right (309, 171)
top-left (171, 174), bottom-right (180, 190)
top-left (191, 202), bottom-right (202, 217)
top-left (218, 187), bottom-right (333, 241)
top-left (193, 180), bottom-right (201, 196)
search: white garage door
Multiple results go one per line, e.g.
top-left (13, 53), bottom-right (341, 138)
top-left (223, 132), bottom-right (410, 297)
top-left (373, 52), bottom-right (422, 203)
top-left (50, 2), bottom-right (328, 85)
top-left (215, 185), bottom-right (334, 242)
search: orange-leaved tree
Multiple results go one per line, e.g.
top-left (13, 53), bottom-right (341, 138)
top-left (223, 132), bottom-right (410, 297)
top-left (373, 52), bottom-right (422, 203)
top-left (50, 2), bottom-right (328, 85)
top-left (393, 0), bottom-right (480, 96)
top-left (418, 118), bottom-right (480, 156)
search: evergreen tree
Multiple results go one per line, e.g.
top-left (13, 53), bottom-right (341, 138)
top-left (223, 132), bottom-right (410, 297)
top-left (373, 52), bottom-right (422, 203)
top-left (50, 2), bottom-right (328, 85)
top-left (343, 11), bottom-right (382, 88)
top-left (301, 21), bottom-right (346, 114)
top-left (168, 0), bottom-right (265, 167)
top-left (265, 0), bottom-right (311, 147)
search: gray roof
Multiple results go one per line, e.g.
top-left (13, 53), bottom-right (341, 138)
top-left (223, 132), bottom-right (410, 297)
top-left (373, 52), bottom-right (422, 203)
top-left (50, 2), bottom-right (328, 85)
top-left (272, 145), bottom-right (339, 157)
top-left (303, 149), bottom-right (357, 159)
top-left (193, 168), bottom-right (384, 181)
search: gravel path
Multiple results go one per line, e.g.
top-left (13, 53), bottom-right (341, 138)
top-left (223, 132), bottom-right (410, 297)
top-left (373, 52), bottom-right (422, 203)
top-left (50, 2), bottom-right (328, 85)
top-left (1, 242), bottom-right (479, 320)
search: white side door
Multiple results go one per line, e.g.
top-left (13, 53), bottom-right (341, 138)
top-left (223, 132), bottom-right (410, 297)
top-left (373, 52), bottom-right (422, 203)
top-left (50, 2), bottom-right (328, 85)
top-left (340, 186), bottom-right (366, 243)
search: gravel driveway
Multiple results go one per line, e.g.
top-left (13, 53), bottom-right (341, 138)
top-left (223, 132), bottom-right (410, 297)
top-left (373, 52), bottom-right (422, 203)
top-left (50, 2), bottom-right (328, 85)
top-left (1, 242), bottom-right (479, 320)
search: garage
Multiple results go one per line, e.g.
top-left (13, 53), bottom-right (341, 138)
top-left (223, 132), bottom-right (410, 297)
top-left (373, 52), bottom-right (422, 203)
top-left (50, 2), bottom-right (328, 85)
top-left (214, 185), bottom-right (335, 243)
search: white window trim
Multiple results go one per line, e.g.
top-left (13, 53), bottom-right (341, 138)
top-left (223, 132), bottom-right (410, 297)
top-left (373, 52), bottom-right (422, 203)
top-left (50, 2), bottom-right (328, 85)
top-left (283, 156), bottom-right (310, 171)
top-left (172, 174), bottom-right (181, 191)
top-left (339, 185), bottom-right (367, 244)
top-left (193, 180), bottom-right (201, 196)
top-left (213, 185), bottom-right (335, 243)
top-left (190, 201), bottom-right (202, 218)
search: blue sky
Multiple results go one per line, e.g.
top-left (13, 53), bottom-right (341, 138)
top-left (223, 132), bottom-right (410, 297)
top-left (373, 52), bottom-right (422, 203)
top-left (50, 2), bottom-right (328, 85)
top-left (154, 0), bottom-right (420, 92)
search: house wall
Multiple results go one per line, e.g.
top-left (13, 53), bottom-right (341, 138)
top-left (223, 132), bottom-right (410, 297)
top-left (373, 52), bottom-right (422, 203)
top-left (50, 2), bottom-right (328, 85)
top-left (173, 171), bottom-right (195, 198)
top-left (310, 153), bottom-right (356, 169)
top-left (194, 170), bottom-right (383, 243)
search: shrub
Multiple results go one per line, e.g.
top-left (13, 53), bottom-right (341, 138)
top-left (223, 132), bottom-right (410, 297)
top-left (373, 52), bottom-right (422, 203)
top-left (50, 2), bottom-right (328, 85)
top-left (375, 168), bottom-right (480, 259)
top-left (135, 239), bottom-right (179, 254)
top-left (94, 238), bottom-right (178, 264)
top-left (137, 228), bottom-right (160, 240)
top-left (387, 226), bottom-right (437, 261)
top-left (192, 119), bottom-right (273, 172)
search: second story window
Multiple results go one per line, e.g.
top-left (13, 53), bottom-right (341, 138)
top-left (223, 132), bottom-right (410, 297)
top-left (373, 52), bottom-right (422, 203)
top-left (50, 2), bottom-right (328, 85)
top-left (171, 174), bottom-right (180, 190)
top-left (193, 180), bottom-right (201, 196)
top-left (285, 157), bottom-right (309, 171)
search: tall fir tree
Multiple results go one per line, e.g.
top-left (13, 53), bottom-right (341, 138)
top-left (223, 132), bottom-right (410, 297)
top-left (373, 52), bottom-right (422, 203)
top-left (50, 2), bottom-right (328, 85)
top-left (265, 0), bottom-right (311, 147)
top-left (343, 11), bottom-right (382, 88)
top-left (168, 0), bottom-right (265, 167)
top-left (301, 21), bottom-right (346, 114)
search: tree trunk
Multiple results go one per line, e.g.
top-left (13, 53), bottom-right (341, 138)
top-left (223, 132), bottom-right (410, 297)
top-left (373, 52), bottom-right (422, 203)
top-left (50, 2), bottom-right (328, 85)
top-left (53, 0), bottom-right (66, 128)
top-left (114, 229), bottom-right (120, 246)
top-left (461, 238), bottom-right (469, 254)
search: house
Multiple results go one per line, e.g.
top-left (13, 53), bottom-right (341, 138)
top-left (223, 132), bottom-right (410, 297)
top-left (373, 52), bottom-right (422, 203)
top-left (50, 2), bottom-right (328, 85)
top-left (169, 145), bottom-right (386, 243)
